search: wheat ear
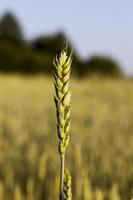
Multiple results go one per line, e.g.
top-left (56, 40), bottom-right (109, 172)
top-left (63, 170), bottom-right (72, 200)
top-left (131, 191), bottom-right (133, 200)
top-left (53, 49), bottom-right (72, 200)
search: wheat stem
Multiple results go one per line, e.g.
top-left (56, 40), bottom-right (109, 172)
top-left (60, 155), bottom-right (65, 200)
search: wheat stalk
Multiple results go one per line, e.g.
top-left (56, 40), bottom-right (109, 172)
top-left (53, 49), bottom-right (72, 200)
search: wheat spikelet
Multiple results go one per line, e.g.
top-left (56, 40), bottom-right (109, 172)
top-left (0, 182), bottom-right (4, 200)
top-left (53, 49), bottom-right (72, 155)
top-left (63, 170), bottom-right (72, 200)
top-left (131, 191), bottom-right (133, 200)
top-left (38, 152), bottom-right (48, 180)
top-left (26, 178), bottom-right (34, 200)
top-left (95, 190), bottom-right (104, 200)
top-left (109, 184), bottom-right (121, 200)
top-left (14, 185), bottom-right (23, 200)
top-left (82, 176), bottom-right (93, 200)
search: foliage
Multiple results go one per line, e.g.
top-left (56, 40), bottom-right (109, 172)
top-left (0, 12), bottom-right (23, 43)
top-left (0, 40), bottom-right (53, 74)
top-left (0, 75), bottom-right (132, 200)
top-left (79, 55), bottom-right (123, 77)
top-left (31, 32), bottom-right (80, 74)
top-left (0, 11), bottom-right (124, 77)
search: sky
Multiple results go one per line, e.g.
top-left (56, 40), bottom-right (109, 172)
top-left (0, 0), bottom-right (133, 74)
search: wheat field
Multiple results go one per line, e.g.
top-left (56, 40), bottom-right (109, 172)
top-left (0, 75), bottom-right (132, 200)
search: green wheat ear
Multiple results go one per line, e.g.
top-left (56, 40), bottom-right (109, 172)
top-left (53, 49), bottom-right (72, 155)
top-left (53, 49), bottom-right (72, 200)
top-left (63, 170), bottom-right (72, 200)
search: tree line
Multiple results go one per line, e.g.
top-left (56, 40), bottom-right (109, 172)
top-left (0, 12), bottom-right (123, 77)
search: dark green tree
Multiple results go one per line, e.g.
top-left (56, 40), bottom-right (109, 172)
top-left (31, 32), bottom-right (69, 54)
top-left (0, 12), bottom-right (23, 42)
top-left (31, 31), bottom-right (80, 74)
top-left (79, 55), bottom-right (123, 77)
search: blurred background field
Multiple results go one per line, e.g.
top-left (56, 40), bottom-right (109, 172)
top-left (0, 75), bottom-right (132, 200)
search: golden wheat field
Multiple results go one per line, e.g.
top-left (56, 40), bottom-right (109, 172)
top-left (0, 75), bottom-right (133, 200)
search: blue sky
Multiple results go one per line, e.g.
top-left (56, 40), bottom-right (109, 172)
top-left (0, 0), bottom-right (133, 74)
